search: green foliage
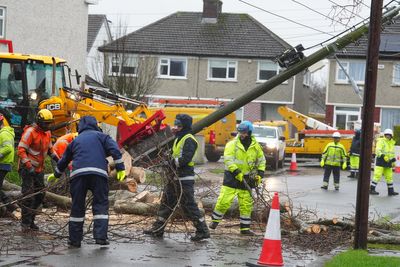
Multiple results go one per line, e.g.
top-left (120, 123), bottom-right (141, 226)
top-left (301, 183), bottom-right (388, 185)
top-left (325, 250), bottom-right (400, 267)
top-left (394, 125), bottom-right (400, 145)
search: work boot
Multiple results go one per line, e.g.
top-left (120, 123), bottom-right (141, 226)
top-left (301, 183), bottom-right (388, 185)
top-left (209, 221), bottom-right (219, 230)
top-left (320, 185), bottom-right (328, 190)
top-left (143, 221), bottom-right (165, 238)
top-left (95, 239), bottom-right (110, 245)
top-left (68, 240), bottom-right (81, 248)
top-left (388, 187), bottom-right (399, 196)
top-left (240, 229), bottom-right (255, 236)
top-left (347, 172), bottom-right (355, 178)
top-left (30, 222), bottom-right (39, 231)
top-left (370, 186), bottom-right (379, 195)
top-left (335, 187), bottom-right (339, 191)
top-left (191, 220), bottom-right (210, 241)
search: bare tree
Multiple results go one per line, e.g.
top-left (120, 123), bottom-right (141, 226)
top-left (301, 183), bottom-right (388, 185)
top-left (96, 20), bottom-right (159, 101)
top-left (309, 81), bottom-right (326, 113)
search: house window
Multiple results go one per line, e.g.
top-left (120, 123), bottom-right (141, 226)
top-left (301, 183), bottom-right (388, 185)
top-left (258, 61), bottom-right (278, 81)
top-left (110, 54), bottom-right (138, 76)
top-left (0, 7), bottom-right (5, 38)
top-left (159, 57), bottom-right (187, 78)
top-left (393, 63), bottom-right (400, 85)
top-left (208, 59), bottom-right (237, 80)
top-left (334, 106), bottom-right (360, 130)
top-left (336, 61), bottom-right (366, 84)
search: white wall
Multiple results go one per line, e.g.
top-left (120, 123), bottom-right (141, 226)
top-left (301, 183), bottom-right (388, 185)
top-left (87, 22), bottom-right (111, 82)
top-left (0, 0), bottom-right (92, 87)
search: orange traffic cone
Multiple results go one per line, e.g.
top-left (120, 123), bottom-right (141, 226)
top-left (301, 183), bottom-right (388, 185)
top-left (395, 156), bottom-right (400, 174)
top-left (289, 151), bottom-right (298, 171)
top-left (246, 192), bottom-right (283, 267)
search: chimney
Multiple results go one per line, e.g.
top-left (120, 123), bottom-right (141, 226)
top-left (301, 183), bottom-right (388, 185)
top-left (202, 0), bottom-right (222, 24)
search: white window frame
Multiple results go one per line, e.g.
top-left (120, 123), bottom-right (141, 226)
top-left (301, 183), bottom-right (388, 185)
top-left (392, 62), bottom-right (400, 85)
top-left (109, 54), bottom-right (139, 77)
top-left (208, 59), bottom-right (237, 81)
top-left (335, 60), bottom-right (366, 84)
top-left (158, 57), bottom-right (187, 79)
top-left (333, 106), bottom-right (361, 130)
top-left (257, 60), bottom-right (288, 84)
top-left (0, 7), bottom-right (5, 38)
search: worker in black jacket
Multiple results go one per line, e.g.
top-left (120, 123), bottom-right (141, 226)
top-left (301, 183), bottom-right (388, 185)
top-left (144, 114), bottom-right (210, 241)
top-left (348, 129), bottom-right (361, 178)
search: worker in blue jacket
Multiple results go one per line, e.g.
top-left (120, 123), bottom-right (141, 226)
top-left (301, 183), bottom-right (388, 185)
top-left (48, 116), bottom-right (125, 248)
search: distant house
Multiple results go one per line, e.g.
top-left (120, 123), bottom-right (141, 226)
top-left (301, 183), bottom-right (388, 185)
top-left (326, 18), bottom-right (400, 130)
top-left (99, 0), bottom-right (308, 121)
top-left (0, 0), bottom-right (97, 86)
top-left (87, 14), bottom-right (112, 83)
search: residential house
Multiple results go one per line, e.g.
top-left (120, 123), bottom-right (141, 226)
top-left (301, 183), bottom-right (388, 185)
top-left (99, 0), bottom-right (307, 122)
top-left (326, 18), bottom-right (400, 130)
top-left (87, 14), bottom-right (112, 84)
top-left (0, 0), bottom-right (98, 86)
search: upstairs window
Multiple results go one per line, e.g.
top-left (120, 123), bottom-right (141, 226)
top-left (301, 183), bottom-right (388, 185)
top-left (208, 59), bottom-right (237, 80)
top-left (336, 61), bottom-right (366, 84)
top-left (393, 63), bottom-right (400, 85)
top-left (159, 57), bottom-right (187, 78)
top-left (0, 7), bottom-right (5, 38)
top-left (258, 61), bottom-right (278, 81)
top-left (110, 54), bottom-right (138, 76)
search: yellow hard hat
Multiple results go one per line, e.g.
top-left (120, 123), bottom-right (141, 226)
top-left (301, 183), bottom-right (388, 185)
top-left (36, 109), bottom-right (54, 123)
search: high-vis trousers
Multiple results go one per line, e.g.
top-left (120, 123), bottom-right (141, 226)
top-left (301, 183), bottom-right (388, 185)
top-left (372, 166), bottom-right (393, 184)
top-left (69, 174), bottom-right (109, 243)
top-left (211, 185), bottom-right (253, 231)
top-left (349, 155), bottom-right (360, 174)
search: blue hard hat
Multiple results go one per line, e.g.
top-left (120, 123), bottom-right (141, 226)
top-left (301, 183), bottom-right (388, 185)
top-left (237, 121), bottom-right (253, 133)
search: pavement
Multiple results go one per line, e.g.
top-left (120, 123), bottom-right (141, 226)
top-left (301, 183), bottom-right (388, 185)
top-left (3, 163), bottom-right (400, 266)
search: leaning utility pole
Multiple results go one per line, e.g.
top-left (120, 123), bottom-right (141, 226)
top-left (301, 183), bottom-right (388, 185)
top-left (354, 0), bottom-right (383, 250)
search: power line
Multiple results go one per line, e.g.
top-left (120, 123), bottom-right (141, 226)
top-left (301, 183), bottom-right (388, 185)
top-left (291, 0), bottom-right (350, 28)
top-left (238, 0), bottom-right (336, 36)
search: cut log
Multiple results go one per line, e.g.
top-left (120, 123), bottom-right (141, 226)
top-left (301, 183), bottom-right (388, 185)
top-left (113, 200), bottom-right (159, 215)
top-left (311, 224), bottom-right (321, 234)
top-left (130, 167), bottom-right (146, 183)
top-left (3, 181), bottom-right (71, 209)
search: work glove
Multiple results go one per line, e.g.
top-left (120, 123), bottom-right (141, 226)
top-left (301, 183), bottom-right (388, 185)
top-left (116, 170), bottom-right (126, 182)
top-left (384, 155), bottom-right (390, 162)
top-left (342, 162), bottom-right (347, 170)
top-left (235, 172), bottom-right (244, 182)
top-left (47, 173), bottom-right (58, 184)
top-left (320, 159), bottom-right (325, 167)
top-left (255, 175), bottom-right (262, 186)
top-left (392, 162), bottom-right (396, 168)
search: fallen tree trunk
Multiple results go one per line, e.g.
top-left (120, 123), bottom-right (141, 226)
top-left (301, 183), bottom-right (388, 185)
top-left (113, 200), bottom-right (159, 215)
top-left (3, 180), bottom-right (71, 209)
top-left (368, 235), bottom-right (400, 245)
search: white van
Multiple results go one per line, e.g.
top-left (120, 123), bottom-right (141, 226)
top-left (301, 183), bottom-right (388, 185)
top-left (252, 125), bottom-right (286, 170)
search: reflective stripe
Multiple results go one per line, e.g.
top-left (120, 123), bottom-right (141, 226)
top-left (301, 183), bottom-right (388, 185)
top-left (199, 217), bottom-right (205, 222)
top-left (21, 127), bottom-right (34, 142)
top-left (178, 176), bottom-right (195, 181)
top-left (21, 158), bottom-right (30, 163)
top-left (240, 219), bottom-right (251, 224)
top-left (18, 142), bottom-right (41, 156)
top-left (0, 153), bottom-right (3, 158)
top-left (55, 166), bottom-right (62, 174)
top-left (93, 214), bottom-right (109, 220)
top-left (0, 141), bottom-right (13, 146)
top-left (388, 183), bottom-right (394, 188)
top-left (69, 217), bottom-right (85, 222)
top-left (18, 142), bottom-right (29, 150)
top-left (212, 211), bottom-right (223, 220)
top-left (71, 167), bottom-right (108, 177)
top-left (264, 209), bottom-right (281, 240)
top-left (174, 158), bottom-right (179, 167)
top-left (30, 160), bottom-right (39, 167)
top-left (114, 158), bottom-right (123, 164)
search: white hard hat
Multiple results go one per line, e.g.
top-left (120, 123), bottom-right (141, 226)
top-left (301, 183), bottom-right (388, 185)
top-left (332, 131), bottom-right (341, 138)
top-left (384, 128), bottom-right (393, 136)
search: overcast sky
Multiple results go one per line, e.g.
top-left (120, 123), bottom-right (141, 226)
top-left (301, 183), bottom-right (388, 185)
top-left (88, 0), bottom-right (389, 55)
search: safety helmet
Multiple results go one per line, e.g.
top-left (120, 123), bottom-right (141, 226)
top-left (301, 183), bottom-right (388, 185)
top-left (237, 121), bottom-right (254, 133)
top-left (384, 128), bottom-right (393, 136)
top-left (332, 131), bottom-right (341, 138)
top-left (36, 109), bottom-right (54, 123)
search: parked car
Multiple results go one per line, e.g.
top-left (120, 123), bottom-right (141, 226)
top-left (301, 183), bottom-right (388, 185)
top-left (252, 125), bottom-right (286, 170)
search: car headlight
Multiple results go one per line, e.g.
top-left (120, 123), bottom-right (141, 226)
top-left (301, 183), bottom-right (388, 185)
top-left (266, 143), bottom-right (277, 149)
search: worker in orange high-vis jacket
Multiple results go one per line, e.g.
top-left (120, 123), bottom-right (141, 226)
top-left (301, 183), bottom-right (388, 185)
top-left (18, 109), bottom-right (59, 232)
top-left (53, 132), bottom-right (78, 159)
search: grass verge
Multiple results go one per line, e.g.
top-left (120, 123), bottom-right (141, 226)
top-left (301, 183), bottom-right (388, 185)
top-left (325, 249), bottom-right (400, 267)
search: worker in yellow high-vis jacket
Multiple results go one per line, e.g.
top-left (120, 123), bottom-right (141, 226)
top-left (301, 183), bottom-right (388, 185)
top-left (370, 128), bottom-right (398, 196)
top-left (320, 132), bottom-right (347, 191)
top-left (210, 121), bottom-right (266, 235)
